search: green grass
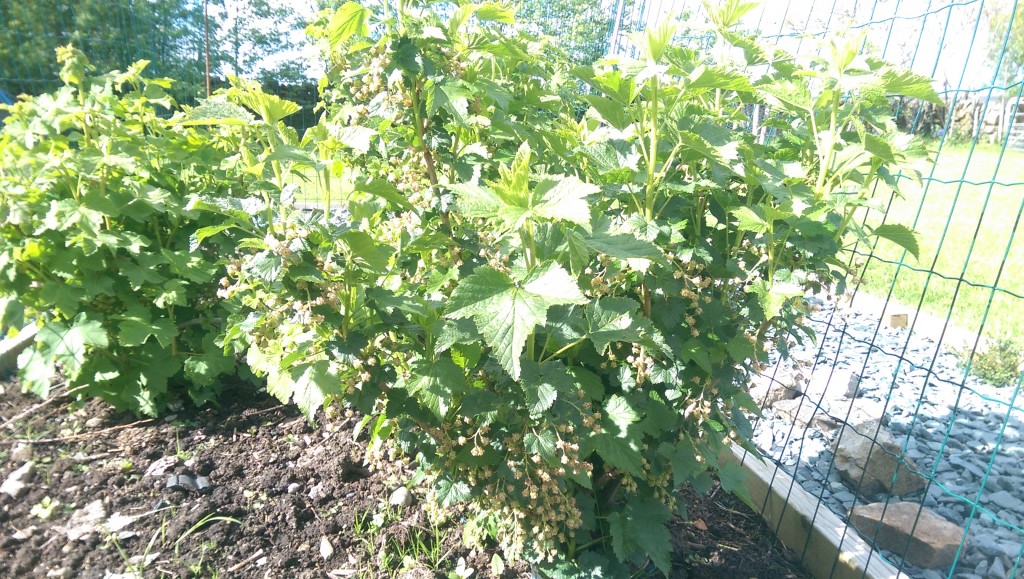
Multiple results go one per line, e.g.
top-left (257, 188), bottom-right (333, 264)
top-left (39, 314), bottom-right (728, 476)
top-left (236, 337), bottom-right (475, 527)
top-left (858, 142), bottom-right (1024, 340)
top-left (286, 168), bottom-right (343, 206)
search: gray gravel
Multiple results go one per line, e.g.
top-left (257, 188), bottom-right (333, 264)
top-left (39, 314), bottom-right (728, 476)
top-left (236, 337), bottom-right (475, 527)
top-left (751, 293), bottom-right (1024, 579)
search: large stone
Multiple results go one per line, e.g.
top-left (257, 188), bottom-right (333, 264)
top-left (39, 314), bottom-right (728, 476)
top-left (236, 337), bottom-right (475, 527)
top-left (834, 420), bottom-right (927, 497)
top-left (772, 397), bottom-right (839, 431)
top-left (802, 368), bottom-right (861, 401)
top-left (850, 502), bottom-right (963, 569)
top-left (749, 375), bottom-right (800, 409)
top-left (824, 397), bottom-right (890, 429)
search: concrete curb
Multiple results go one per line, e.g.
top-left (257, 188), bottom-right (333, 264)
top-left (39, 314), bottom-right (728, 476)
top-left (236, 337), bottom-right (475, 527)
top-left (721, 445), bottom-right (907, 579)
top-left (0, 325), bottom-right (38, 376)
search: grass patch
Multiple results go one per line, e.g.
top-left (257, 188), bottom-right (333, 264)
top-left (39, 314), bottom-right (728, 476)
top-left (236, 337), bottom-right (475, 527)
top-left (858, 142), bottom-right (1024, 339)
top-left (286, 168), bottom-right (344, 207)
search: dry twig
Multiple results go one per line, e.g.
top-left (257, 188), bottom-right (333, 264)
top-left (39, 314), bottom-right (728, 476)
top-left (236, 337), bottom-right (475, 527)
top-left (2, 419), bottom-right (156, 445)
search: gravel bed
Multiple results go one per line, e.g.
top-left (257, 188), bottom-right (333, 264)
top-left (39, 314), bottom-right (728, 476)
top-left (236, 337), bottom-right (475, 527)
top-left (751, 292), bottom-right (1024, 579)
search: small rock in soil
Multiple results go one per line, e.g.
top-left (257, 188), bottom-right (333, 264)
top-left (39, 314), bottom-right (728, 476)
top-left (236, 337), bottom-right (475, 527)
top-left (320, 536), bottom-right (335, 560)
top-left (61, 499), bottom-right (107, 541)
top-left (143, 456), bottom-right (179, 478)
top-left (1, 461), bottom-right (34, 499)
top-left (84, 417), bottom-right (102, 428)
top-left (389, 486), bottom-right (412, 508)
top-left (11, 443), bottom-right (32, 462)
top-left (104, 512), bottom-right (138, 533)
top-left (11, 525), bottom-right (37, 541)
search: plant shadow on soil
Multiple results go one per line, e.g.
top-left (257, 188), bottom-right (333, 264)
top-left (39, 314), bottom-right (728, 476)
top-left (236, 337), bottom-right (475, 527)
top-left (0, 378), bottom-right (809, 578)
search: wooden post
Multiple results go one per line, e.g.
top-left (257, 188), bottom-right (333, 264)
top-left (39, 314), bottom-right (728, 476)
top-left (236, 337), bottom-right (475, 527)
top-left (204, 0), bottom-right (211, 98)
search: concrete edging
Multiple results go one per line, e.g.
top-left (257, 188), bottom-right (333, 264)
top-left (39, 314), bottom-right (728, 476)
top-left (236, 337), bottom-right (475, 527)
top-left (0, 325), bottom-right (38, 376)
top-left (721, 444), bottom-right (908, 579)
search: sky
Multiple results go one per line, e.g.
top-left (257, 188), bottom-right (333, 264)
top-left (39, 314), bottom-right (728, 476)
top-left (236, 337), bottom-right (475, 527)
top-left (626, 0), bottom-right (999, 92)
top-left (281, 0), bottom-right (1003, 92)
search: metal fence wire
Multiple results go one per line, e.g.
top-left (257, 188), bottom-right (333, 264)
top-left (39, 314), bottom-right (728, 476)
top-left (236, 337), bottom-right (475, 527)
top-left (3, 1), bottom-right (1023, 578)
top-left (638, 1), bottom-right (1024, 578)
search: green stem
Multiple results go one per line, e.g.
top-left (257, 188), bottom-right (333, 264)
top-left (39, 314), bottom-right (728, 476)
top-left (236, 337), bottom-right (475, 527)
top-left (539, 337), bottom-right (586, 364)
top-left (815, 90), bottom-right (841, 197)
top-left (323, 159), bottom-right (332, 216)
top-left (644, 75), bottom-right (659, 220)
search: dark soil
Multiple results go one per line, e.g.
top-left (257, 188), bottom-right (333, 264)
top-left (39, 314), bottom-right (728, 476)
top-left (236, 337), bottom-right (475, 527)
top-left (0, 378), bottom-right (809, 578)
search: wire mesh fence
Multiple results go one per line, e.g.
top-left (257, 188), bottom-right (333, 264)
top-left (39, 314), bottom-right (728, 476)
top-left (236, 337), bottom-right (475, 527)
top-left (2, 1), bottom-right (1022, 577)
top-left (663, 1), bottom-right (1024, 577)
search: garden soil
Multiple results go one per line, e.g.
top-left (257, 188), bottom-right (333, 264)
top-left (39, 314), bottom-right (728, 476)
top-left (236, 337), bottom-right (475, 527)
top-left (0, 379), bottom-right (808, 578)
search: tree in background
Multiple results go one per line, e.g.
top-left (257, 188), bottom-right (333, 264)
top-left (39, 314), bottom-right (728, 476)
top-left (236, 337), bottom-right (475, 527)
top-left (0, 0), bottom-right (211, 100)
top-left (517, 0), bottom-right (616, 65)
top-left (986, 0), bottom-right (1024, 84)
top-left (0, 0), bottom-right (312, 104)
top-left (210, 0), bottom-right (311, 85)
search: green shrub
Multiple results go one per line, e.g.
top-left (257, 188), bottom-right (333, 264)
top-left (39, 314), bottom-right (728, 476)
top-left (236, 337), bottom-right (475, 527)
top-left (0, 47), bottom-right (244, 415)
top-left (963, 335), bottom-right (1024, 388)
top-left (211, 0), bottom-right (937, 575)
top-left (0, 0), bottom-right (940, 573)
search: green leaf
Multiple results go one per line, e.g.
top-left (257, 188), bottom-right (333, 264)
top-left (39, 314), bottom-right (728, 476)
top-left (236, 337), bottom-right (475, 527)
top-left (878, 69), bottom-right (942, 104)
top-left (454, 174), bottom-right (597, 233)
top-left (435, 477), bottom-right (472, 508)
top-left (562, 231), bottom-right (592, 276)
top-left (521, 362), bottom-right (574, 417)
top-left (327, 2), bottom-right (370, 47)
top-left (585, 95), bottom-right (632, 130)
top-left (399, 359), bottom-right (469, 418)
top-left (228, 77), bottom-right (301, 124)
top-left (191, 224), bottom-right (234, 251)
top-left (474, 3), bottom-right (516, 23)
top-left (731, 206), bottom-right (767, 233)
top-left (585, 218), bottom-right (662, 261)
top-left (870, 223), bottom-right (920, 259)
top-left (760, 79), bottom-right (812, 113)
top-left (746, 281), bottom-right (802, 320)
top-left (0, 297), bottom-right (24, 330)
top-left (154, 280), bottom-right (187, 309)
top-left (586, 433), bottom-right (644, 476)
top-left (264, 145), bottom-right (319, 168)
top-left (604, 394), bottom-right (639, 435)
top-left (338, 230), bottom-right (393, 274)
top-left (585, 297), bottom-right (645, 355)
top-left (446, 263), bottom-right (586, 380)
top-left (706, 0), bottom-right (760, 29)
top-left (30, 314), bottom-right (108, 383)
top-left (717, 461), bottom-right (751, 505)
top-left (332, 125), bottom-right (377, 154)
top-left (532, 177), bottom-right (597, 232)
top-left (176, 100), bottom-right (254, 126)
top-left (356, 178), bottom-right (415, 210)
top-left (118, 309), bottom-right (177, 348)
top-left (607, 497), bottom-right (672, 575)
top-left (661, 440), bottom-right (705, 487)
top-left (524, 430), bottom-right (558, 463)
top-left (687, 65), bottom-right (753, 93)
top-left (291, 361), bottom-right (340, 421)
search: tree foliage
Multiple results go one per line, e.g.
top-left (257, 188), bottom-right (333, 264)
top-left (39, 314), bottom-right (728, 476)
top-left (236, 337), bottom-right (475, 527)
top-left (0, 0), bottom-right (311, 103)
top-left (986, 0), bottom-right (1024, 84)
